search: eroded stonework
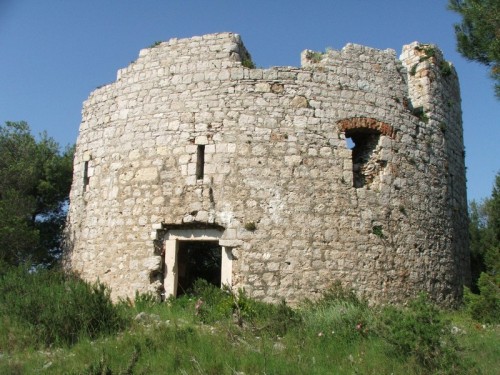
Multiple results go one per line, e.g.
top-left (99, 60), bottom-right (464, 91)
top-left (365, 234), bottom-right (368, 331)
top-left (64, 32), bottom-right (469, 306)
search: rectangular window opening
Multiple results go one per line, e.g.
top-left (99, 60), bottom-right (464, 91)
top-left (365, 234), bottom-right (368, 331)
top-left (196, 145), bottom-right (205, 180)
top-left (347, 131), bottom-right (380, 188)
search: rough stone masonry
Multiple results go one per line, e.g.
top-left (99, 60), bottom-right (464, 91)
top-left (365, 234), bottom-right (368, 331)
top-left (64, 32), bottom-right (470, 306)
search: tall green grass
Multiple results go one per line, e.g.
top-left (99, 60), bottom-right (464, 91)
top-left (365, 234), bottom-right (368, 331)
top-left (0, 272), bottom-right (497, 374)
top-left (0, 265), bottom-right (127, 349)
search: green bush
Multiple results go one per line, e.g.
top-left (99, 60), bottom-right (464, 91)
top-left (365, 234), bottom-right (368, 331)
top-left (190, 279), bottom-right (234, 323)
top-left (300, 282), bottom-right (371, 342)
top-left (0, 266), bottom-right (127, 348)
top-left (464, 272), bottom-right (500, 324)
top-left (379, 293), bottom-right (463, 373)
top-left (132, 290), bottom-right (161, 311)
top-left (234, 289), bottom-right (300, 336)
top-left (185, 279), bottom-right (299, 336)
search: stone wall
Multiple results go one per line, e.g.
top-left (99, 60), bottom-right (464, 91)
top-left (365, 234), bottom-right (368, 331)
top-left (64, 32), bottom-right (469, 306)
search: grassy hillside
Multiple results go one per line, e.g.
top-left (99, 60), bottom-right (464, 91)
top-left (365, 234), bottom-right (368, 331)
top-left (0, 267), bottom-right (498, 374)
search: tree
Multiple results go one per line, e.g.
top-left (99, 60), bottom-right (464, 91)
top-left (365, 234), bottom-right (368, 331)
top-left (448, 0), bottom-right (500, 98)
top-left (466, 173), bottom-right (499, 322)
top-left (483, 173), bottom-right (500, 276)
top-left (0, 121), bottom-right (74, 266)
top-left (469, 200), bottom-right (487, 292)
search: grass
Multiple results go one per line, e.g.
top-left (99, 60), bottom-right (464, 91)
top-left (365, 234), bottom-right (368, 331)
top-left (0, 268), bottom-right (498, 374)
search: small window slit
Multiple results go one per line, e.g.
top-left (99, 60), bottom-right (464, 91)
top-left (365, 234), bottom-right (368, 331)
top-left (196, 145), bottom-right (205, 180)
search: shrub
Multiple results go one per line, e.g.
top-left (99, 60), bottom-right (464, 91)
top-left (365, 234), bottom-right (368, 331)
top-left (191, 279), bottom-right (234, 323)
top-left (305, 50), bottom-right (323, 63)
top-left (244, 221), bottom-right (257, 231)
top-left (132, 290), bottom-right (161, 311)
top-left (0, 266), bottom-right (127, 347)
top-left (241, 58), bottom-right (255, 69)
top-left (186, 279), bottom-right (299, 335)
top-left (300, 282), bottom-right (371, 342)
top-left (440, 61), bottom-right (453, 76)
top-left (379, 293), bottom-right (464, 373)
top-left (234, 289), bottom-right (300, 336)
top-left (464, 272), bottom-right (499, 324)
top-left (372, 225), bottom-right (385, 238)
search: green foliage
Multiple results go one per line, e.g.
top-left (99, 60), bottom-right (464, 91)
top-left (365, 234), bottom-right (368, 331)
top-left (0, 266), bottom-right (127, 348)
top-left (244, 221), bottom-right (256, 231)
top-left (485, 174), bottom-right (500, 275)
top-left (241, 58), bottom-right (255, 69)
top-left (300, 282), bottom-right (372, 342)
top-left (149, 41), bottom-right (162, 48)
top-left (316, 281), bottom-right (365, 306)
top-left (469, 200), bottom-right (487, 290)
top-left (182, 279), bottom-right (299, 336)
top-left (410, 63), bottom-right (418, 76)
top-left (1, 277), bottom-right (495, 374)
top-left (235, 290), bottom-right (300, 336)
top-left (467, 173), bottom-right (500, 322)
top-left (464, 272), bottom-right (500, 323)
top-left (440, 60), bottom-right (454, 76)
top-left (78, 354), bottom-right (113, 375)
top-left (240, 50), bottom-right (256, 69)
top-left (416, 44), bottom-right (437, 61)
top-left (132, 290), bottom-right (160, 311)
top-left (306, 50), bottom-right (323, 63)
top-left (449, 0), bottom-right (500, 98)
top-left (0, 121), bottom-right (74, 266)
top-left (379, 294), bottom-right (464, 373)
top-left (423, 46), bottom-right (437, 58)
top-left (190, 279), bottom-right (234, 323)
top-left (372, 225), bottom-right (385, 238)
top-left (411, 106), bottom-right (429, 123)
top-left (419, 111), bottom-right (429, 123)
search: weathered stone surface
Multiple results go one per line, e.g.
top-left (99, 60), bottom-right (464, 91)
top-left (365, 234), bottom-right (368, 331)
top-left (64, 33), bottom-right (469, 307)
top-left (290, 95), bottom-right (309, 108)
top-left (143, 256), bottom-right (162, 271)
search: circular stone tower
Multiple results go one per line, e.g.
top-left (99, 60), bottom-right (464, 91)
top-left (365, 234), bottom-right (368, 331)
top-left (64, 33), bottom-right (469, 306)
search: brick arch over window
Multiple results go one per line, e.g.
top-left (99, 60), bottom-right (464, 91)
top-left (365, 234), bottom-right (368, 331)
top-left (337, 117), bottom-right (394, 188)
top-left (337, 117), bottom-right (396, 139)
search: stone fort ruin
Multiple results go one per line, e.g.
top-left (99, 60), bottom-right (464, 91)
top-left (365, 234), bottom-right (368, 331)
top-left (64, 32), bottom-right (469, 306)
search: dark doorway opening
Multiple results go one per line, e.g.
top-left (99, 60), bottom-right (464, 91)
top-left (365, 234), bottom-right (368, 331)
top-left (177, 241), bottom-right (222, 296)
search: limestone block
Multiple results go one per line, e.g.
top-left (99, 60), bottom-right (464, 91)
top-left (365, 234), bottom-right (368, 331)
top-left (178, 154), bottom-right (190, 165)
top-left (143, 256), bottom-right (162, 271)
top-left (83, 152), bottom-right (92, 162)
top-left (219, 239), bottom-right (243, 247)
top-left (119, 170), bottom-right (135, 183)
top-left (268, 83), bottom-right (283, 94)
top-left (195, 210), bottom-right (209, 222)
top-left (255, 83), bottom-right (270, 92)
top-left (134, 167), bottom-right (158, 181)
top-left (290, 95), bottom-right (309, 108)
top-left (187, 163), bottom-right (197, 175)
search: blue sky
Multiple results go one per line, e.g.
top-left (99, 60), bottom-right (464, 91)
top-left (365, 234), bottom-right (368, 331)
top-left (1, 0), bottom-right (498, 202)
